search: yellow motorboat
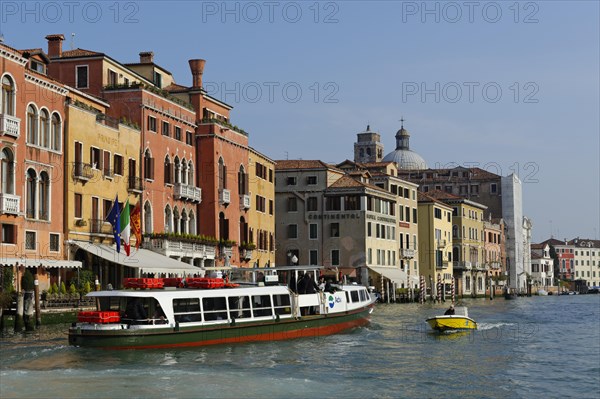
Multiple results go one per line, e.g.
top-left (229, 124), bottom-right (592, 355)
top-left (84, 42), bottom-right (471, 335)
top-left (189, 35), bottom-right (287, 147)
top-left (426, 306), bottom-right (477, 332)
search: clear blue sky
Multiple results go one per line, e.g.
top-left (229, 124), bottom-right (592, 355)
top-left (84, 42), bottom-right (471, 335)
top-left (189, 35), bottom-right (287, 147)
top-left (2, 0), bottom-right (598, 243)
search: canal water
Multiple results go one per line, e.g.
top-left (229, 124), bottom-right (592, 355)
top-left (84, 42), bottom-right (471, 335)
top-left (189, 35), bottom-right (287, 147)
top-left (1, 295), bottom-right (599, 399)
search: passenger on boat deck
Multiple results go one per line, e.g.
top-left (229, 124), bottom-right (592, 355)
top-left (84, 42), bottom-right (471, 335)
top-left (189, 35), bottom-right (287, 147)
top-left (302, 273), bottom-right (319, 294)
top-left (444, 305), bottom-right (455, 315)
top-left (153, 303), bottom-right (166, 322)
top-left (289, 274), bottom-right (298, 293)
top-left (318, 277), bottom-right (326, 291)
top-left (296, 272), bottom-right (306, 294)
top-left (125, 298), bottom-right (147, 321)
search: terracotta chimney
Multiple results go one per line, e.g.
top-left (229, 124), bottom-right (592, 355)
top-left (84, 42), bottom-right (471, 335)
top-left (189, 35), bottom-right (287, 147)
top-left (139, 51), bottom-right (154, 64)
top-left (45, 34), bottom-right (65, 58)
top-left (189, 59), bottom-right (206, 88)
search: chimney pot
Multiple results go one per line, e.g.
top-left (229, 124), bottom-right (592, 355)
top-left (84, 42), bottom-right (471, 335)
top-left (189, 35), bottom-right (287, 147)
top-left (189, 59), bottom-right (206, 88)
top-left (45, 34), bottom-right (65, 58)
top-left (139, 51), bottom-right (154, 64)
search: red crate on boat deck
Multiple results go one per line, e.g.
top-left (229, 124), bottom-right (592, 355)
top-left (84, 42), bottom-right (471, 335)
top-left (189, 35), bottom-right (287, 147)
top-left (78, 311), bottom-right (120, 324)
top-left (186, 277), bottom-right (225, 289)
top-left (124, 278), bottom-right (164, 289)
top-left (163, 278), bottom-right (183, 287)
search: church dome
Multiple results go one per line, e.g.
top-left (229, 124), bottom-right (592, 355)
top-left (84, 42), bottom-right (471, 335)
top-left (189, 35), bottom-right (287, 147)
top-left (382, 124), bottom-right (428, 169)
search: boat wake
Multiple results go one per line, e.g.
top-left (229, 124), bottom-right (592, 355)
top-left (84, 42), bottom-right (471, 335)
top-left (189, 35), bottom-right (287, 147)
top-left (477, 322), bottom-right (515, 331)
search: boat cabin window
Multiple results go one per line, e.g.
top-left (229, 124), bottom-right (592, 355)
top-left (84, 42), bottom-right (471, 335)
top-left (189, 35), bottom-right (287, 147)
top-left (359, 290), bottom-right (367, 302)
top-left (345, 291), bottom-right (350, 303)
top-left (173, 298), bottom-right (202, 323)
top-left (252, 295), bottom-right (273, 317)
top-left (228, 296), bottom-right (251, 319)
top-left (273, 294), bottom-right (292, 315)
top-left (350, 290), bottom-right (359, 303)
top-left (203, 297), bottom-right (228, 321)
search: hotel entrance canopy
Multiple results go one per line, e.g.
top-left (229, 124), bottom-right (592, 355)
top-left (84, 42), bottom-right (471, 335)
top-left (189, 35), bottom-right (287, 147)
top-left (70, 241), bottom-right (200, 275)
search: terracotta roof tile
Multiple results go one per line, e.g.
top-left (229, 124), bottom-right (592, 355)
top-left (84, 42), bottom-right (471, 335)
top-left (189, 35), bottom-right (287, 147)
top-left (164, 83), bottom-right (189, 92)
top-left (275, 160), bottom-right (333, 170)
top-left (566, 238), bottom-right (600, 247)
top-left (421, 189), bottom-right (463, 201)
top-left (530, 243), bottom-right (546, 250)
top-left (60, 48), bottom-right (102, 58)
top-left (329, 175), bottom-right (365, 188)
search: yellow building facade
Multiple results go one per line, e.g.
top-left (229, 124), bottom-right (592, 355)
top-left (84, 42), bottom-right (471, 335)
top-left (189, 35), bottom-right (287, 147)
top-left (417, 192), bottom-right (453, 299)
top-left (246, 147), bottom-right (276, 267)
top-left (65, 90), bottom-right (141, 284)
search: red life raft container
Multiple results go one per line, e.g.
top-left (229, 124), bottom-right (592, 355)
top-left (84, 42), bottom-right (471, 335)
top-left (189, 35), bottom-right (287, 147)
top-left (186, 277), bottom-right (225, 289)
top-left (123, 278), bottom-right (164, 289)
top-left (77, 311), bottom-right (121, 324)
top-left (162, 277), bottom-right (184, 288)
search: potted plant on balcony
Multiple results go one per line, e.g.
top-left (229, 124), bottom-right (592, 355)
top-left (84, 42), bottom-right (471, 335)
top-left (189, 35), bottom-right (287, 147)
top-left (239, 242), bottom-right (256, 260)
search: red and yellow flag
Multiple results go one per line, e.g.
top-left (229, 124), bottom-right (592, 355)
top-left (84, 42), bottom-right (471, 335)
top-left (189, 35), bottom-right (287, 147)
top-left (130, 202), bottom-right (142, 249)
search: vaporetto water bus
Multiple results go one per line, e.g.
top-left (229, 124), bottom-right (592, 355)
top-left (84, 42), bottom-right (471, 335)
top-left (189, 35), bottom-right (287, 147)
top-left (68, 266), bottom-right (376, 349)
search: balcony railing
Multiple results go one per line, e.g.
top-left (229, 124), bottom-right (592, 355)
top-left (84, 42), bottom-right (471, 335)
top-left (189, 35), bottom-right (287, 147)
top-left (144, 238), bottom-right (217, 259)
top-left (73, 162), bottom-right (94, 181)
top-left (0, 193), bottom-right (20, 214)
top-left (240, 248), bottom-right (253, 260)
top-left (174, 183), bottom-right (202, 203)
top-left (437, 239), bottom-right (447, 249)
top-left (400, 248), bottom-right (415, 259)
top-left (0, 114), bottom-right (20, 138)
top-left (490, 262), bottom-right (501, 269)
top-left (453, 261), bottom-right (472, 270)
top-left (219, 189), bottom-right (231, 205)
top-left (128, 176), bottom-right (143, 193)
top-left (240, 194), bottom-right (250, 210)
top-left (89, 219), bottom-right (112, 235)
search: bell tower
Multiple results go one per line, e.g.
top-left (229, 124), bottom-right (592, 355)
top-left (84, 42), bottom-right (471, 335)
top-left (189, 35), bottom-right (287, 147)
top-left (354, 125), bottom-right (384, 163)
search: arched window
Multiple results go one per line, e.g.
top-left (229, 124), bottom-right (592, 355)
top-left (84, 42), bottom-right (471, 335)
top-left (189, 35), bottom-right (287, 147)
top-left (238, 165), bottom-right (247, 195)
top-left (26, 169), bottom-right (37, 218)
top-left (143, 201), bottom-right (152, 234)
top-left (218, 157), bottom-right (226, 190)
top-left (453, 246), bottom-right (460, 263)
top-left (2, 75), bottom-right (16, 116)
top-left (27, 105), bottom-right (38, 145)
top-left (188, 161), bottom-right (194, 186)
top-left (164, 205), bottom-right (173, 233)
top-left (181, 209), bottom-right (187, 234)
top-left (174, 156), bottom-right (181, 184)
top-left (180, 158), bottom-right (187, 185)
top-left (1, 148), bottom-right (15, 194)
top-left (452, 225), bottom-right (459, 239)
top-left (39, 171), bottom-right (50, 220)
top-left (164, 155), bottom-right (172, 185)
top-left (173, 206), bottom-right (180, 234)
top-left (188, 210), bottom-right (196, 235)
top-left (40, 109), bottom-right (50, 148)
top-left (51, 113), bottom-right (62, 151)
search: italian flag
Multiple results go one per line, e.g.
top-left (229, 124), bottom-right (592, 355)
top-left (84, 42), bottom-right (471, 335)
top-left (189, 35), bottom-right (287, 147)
top-left (120, 198), bottom-right (131, 256)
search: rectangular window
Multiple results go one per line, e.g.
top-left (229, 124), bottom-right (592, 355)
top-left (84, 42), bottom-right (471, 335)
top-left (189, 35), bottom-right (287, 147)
top-left (330, 223), bottom-right (339, 238)
top-left (413, 208), bottom-right (418, 224)
top-left (113, 154), bottom-right (124, 176)
top-left (76, 65), bottom-right (88, 88)
top-left (175, 126), bottom-right (182, 141)
top-left (434, 208), bottom-right (442, 219)
top-left (186, 131), bottom-right (193, 145)
top-left (405, 206), bottom-right (410, 223)
top-left (345, 195), bottom-right (361, 210)
top-left (108, 69), bottom-right (117, 86)
top-left (228, 296), bottom-right (251, 319)
top-left (490, 183), bottom-right (497, 194)
top-left (202, 297), bottom-right (228, 321)
top-left (331, 250), bottom-right (340, 266)
top-left (368, 248), bottom-right (372, 264)
top-left (325, 196), bottom-right (341, 211)
top-left (306, 175), bottom-right (317, 185)
top-left (173, 298), bottom-right (202, 323)
top-left (103, 150), bottom-right (111, 177)
top-left (287, 197), bottom-right (298, 212)
top-left (399, 205), bottom-right (404, 221)
top-left (273, 294), bottom-right (291, 315)
top-left (288, 224), bottom-right (297, 239)
top-left (307, 197), bottom-right (318, 211)
top-left (309, 223), bottom-right (318, 239)
top-left (1, 224), bottom-right (16, 244)
top-left (269, 199), bottom-right (273, 215)
top-left (269, 169), bottom-right (273, 183)
top-left (286, 176), bottom-right (297, 185)
top-left (154, 71), bottom-right (162, 88)
top-left (25, 231), bottom-right (36, 250)
top-left (103, 199), bottom-right (112, 220)
top-left (147, 116), bottom-right (157, 132)
top-left (403, 188), bottom-right (410, 198)
top-left (49, 233), bottom-right (60, 252)
top-left (90, 147), bottom-right (101, 169)
top-left (367, 222), bottom-right (372, 237)
top-left (162, 121), bottom-right (170, 137)
top-left (309, 250), bottom-right (318, 265)
top-left (251, 295), bottom-right (273, 317)
top-left (74, 193), bottom-right (82, 218)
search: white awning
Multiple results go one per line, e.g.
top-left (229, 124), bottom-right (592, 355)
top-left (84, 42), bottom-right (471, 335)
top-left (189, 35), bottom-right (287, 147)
top-left (368, 266), bottom-right (407, 284)
top-left (1, 258), bottom-right (82, 269)
top-left (70, 241), bottom-right (200, 275)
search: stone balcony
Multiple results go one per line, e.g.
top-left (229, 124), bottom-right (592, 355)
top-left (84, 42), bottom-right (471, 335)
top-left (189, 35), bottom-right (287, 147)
top-left (437, 239), bottom-right (447, 249)
top-left (0, 114), bottom-right (20, 138)
top-left (400, 248), bottom-right (415, 259)
top-left (490, 262), bottom-right (502, 270)
top-left (219, 189), bottom-right (231, 205)
top-left (174, 183), bottom-right (201, 203)
top-left (73, 162), bottom-right (94, 181)
top-left (453, 261), bottom-right (472, 270)
top-left (240, 194), bottom-right (250, 210)
top-left (143, 238), bottom-right (216, 260)
top-left (0, 193), bottom-right (20, 214)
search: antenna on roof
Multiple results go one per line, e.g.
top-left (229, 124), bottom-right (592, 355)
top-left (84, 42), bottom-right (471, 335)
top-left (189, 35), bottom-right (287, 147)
top-left (70, 33), bottom-right (76, 50)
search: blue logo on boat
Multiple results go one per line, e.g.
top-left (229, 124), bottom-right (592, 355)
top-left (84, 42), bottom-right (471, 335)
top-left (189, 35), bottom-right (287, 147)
top-left (328, 295), bottom-right (335, 308)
